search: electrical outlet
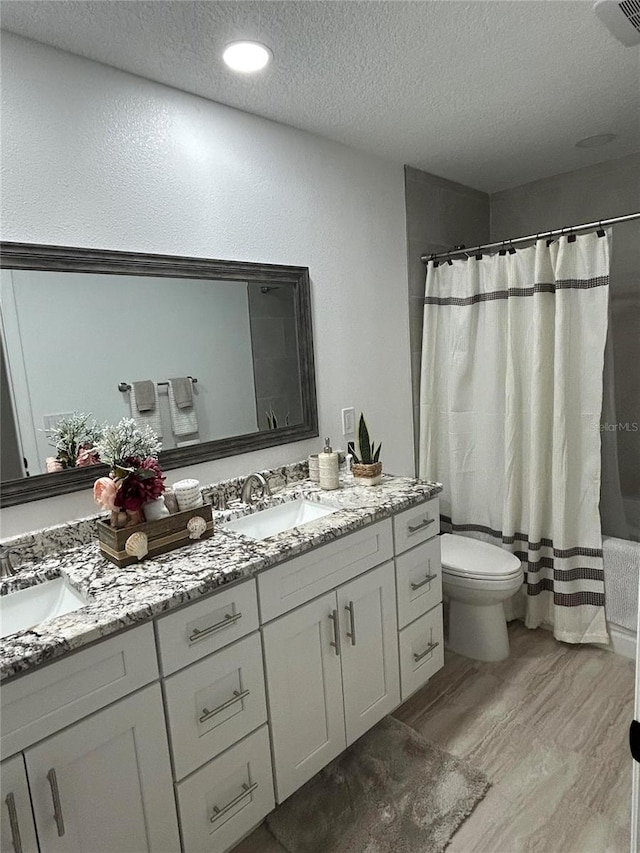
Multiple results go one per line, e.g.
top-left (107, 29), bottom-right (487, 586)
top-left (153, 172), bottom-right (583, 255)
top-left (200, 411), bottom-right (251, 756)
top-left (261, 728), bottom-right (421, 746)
top-left (341, 407), bottom-right (355, 435)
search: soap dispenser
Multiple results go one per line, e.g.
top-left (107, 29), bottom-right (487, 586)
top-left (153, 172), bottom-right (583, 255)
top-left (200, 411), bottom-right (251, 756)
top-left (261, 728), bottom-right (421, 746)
top-left (319, 437), bottom-right (339, 490)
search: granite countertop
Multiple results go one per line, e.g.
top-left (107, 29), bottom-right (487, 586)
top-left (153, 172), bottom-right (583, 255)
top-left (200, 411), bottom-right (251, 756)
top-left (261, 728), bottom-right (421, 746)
top-left (0, 472), bottom-right (442, 683)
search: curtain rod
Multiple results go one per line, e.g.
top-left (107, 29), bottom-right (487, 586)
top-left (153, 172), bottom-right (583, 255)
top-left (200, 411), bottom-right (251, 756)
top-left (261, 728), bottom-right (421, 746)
top-left (420, 212), bottom-right (640, 264)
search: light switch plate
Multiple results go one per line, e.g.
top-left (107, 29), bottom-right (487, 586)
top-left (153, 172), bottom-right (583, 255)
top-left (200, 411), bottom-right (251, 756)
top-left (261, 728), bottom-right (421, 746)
top-left (42, 412), bottom-right (75, 431)
top-left (341, 407), bottom-right (355, 435)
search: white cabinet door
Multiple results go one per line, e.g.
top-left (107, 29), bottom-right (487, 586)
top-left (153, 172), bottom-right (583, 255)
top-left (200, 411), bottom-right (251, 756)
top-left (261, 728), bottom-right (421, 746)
top-left (263, 591), bottom-right (346, 802)
top-left (1, 754), bottom-right (39, 853)
top-left (338, 562), bottom-right (400, 744)
top-left (25, 683), bottom-right (180, 853)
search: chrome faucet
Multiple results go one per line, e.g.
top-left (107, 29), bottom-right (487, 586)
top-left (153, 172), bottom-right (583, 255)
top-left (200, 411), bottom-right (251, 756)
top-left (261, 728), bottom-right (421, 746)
top-left (240, 473), bottom-right (271, 504)
top-left (1, 547), bottom-right (23, 578)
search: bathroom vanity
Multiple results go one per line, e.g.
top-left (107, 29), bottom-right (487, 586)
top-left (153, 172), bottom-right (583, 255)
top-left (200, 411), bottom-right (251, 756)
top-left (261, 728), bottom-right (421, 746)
top-left (0, 471), bottom-right (443, 853)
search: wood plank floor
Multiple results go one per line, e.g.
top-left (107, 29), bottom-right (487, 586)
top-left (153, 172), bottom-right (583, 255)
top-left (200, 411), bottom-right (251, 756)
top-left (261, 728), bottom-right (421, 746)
top-left (232, 622), bottom-right (635, 853)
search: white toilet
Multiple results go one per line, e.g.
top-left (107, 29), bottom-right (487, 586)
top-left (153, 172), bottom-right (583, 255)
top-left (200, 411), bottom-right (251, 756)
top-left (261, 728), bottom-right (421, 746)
top-left (440, 533), bottom-right (524, 662)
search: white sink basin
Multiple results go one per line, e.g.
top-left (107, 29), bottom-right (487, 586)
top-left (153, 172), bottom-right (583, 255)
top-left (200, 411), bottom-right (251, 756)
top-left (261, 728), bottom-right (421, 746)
top-left (0, 577), bottom-right (89, 639)
top-left (223, 498), bottom-right (337, 540)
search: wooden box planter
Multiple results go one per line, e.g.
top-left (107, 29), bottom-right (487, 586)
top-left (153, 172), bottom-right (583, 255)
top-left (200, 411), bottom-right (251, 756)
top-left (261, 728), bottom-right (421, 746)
top-left (97, 504), bottom-right (214, 568)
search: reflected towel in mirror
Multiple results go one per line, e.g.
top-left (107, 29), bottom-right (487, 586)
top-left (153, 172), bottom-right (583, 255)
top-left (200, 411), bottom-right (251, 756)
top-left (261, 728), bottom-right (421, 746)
top-left (168, 380), bottom-right (198, 436)
top-left (168, 376), bottom-right (193, 409)
top-left (129, 382), bottom-right (163, 438)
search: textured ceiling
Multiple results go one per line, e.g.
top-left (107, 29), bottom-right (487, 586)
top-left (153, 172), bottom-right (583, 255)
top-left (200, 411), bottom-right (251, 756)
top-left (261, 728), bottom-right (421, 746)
top-left (1, 0), bottom-right (639, 192)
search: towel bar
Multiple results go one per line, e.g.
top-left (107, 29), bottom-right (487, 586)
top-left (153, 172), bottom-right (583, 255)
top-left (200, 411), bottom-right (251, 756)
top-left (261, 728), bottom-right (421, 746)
top-left (118, 377), bottom-right (198, 392)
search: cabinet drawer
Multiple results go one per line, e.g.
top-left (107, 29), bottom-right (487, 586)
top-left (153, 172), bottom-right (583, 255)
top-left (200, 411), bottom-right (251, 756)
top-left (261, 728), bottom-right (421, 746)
top-left (398, 604), bottom-right (444, 701)
top-left (258, 519), bottom-right (393, 622)
top-left (156, 579), bottom-right (259, 676)
top-left (1, 623), bottom-right (157, 759)
top-left (176, 724), bottom-right (274, 853)
top-left (393, 498), bottom-right (440, 555)
top-left (164, 632), bottom-right (268, 780)
top-left (395, 538), bottom-right (442, 629)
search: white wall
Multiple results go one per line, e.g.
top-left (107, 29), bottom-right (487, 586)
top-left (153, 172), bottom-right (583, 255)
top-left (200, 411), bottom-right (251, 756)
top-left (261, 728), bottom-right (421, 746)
top-left (2, 269), bottom-right (258, 473)
top-left (0, 33), bottom-right (413, 535)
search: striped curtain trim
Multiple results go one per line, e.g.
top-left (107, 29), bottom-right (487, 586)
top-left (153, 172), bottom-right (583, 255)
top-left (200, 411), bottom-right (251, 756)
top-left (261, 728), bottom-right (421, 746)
top-left (517, 560), bottom-right (604, 584)
top-left (424, 276), bottom-right (609, 306)
top-left (440, 516), bottom-right (603, 558)
top-left (526, 578), bottom-right (605, 607)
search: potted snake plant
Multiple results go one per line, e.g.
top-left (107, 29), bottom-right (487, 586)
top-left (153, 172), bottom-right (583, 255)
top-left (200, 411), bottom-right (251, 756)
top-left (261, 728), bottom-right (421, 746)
top-left (351, 413), bottom-right (382, 485)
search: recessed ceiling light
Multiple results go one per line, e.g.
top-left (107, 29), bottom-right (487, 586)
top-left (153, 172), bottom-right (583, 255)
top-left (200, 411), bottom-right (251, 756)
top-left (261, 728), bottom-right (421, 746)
top-left (575, 133), bottom-right (617, 149)
top-left (223, 41), bottom-right (272, 73)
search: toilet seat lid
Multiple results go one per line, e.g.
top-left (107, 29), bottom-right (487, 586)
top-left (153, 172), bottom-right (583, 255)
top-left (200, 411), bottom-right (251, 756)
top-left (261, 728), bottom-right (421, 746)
top-left (440, 533), bottom-right (522, 579)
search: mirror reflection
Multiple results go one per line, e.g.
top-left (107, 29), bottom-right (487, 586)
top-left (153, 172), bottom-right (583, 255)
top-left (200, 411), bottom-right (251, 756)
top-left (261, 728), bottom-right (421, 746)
top-left (1, 266), bottom-right (304, 482)
top-left (0, 243), bottom-right (317, 508)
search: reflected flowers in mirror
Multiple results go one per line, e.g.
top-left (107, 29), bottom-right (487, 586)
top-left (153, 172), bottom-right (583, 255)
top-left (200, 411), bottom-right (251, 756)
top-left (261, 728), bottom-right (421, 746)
top-left (44, 411), bottom-right (103, 470)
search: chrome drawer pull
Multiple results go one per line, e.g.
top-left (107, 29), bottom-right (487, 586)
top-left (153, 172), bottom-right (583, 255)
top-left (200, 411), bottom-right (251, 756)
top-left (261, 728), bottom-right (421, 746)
top-left (345, 601), bottom-right (357, 646)
top-left (413, 640), bottom-right (439, 663)
top-left (407, 517), bottom-right (435, 534)
top-left (47, 768), bottom-right (65, 837)
top-left (210, 781), bottom-right (258, 824)
top-left (410, 572), bottom-right (438, 592)
top-left (5, 793), bottom-right (23, 853)
top-left (188, 611), bottom-right (242, 643)
top-left (199, 689), bottom-right (250, 724)
top-left (329, 609), bottom-right (341, 656)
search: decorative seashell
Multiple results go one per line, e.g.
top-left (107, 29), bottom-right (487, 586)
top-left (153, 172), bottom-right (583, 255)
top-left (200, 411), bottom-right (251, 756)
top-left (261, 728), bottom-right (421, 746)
top-left (125, 531), bottom-right (149, 561)
top-left (187, 516), bottom-right (207, 540)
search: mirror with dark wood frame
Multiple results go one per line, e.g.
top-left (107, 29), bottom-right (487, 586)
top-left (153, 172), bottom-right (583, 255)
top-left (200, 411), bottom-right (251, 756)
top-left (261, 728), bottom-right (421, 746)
top-left (0, 242), bottom-right (318, 507)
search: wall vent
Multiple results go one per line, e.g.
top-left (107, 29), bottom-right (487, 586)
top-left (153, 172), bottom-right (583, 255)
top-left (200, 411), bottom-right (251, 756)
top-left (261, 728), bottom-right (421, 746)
top-left (594, 0), bottom-right (640, 45)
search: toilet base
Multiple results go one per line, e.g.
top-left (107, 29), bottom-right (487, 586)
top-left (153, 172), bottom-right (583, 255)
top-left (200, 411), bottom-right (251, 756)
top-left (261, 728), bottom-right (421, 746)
top-left (447, 599), bottom-right (510, 662)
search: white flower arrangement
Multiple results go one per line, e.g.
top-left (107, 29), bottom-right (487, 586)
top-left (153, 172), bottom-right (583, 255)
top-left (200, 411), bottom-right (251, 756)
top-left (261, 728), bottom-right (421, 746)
top-left (44, 411), bottom-right (103, 468)
top-left (94, 418), bottom-right (162, 469)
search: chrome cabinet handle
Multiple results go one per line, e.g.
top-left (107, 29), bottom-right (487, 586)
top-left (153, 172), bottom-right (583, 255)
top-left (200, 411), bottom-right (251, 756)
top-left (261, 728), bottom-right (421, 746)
top-left (344, 601), bottom-right (356, 646)
top-left (47, 768), bottom-right (65, 837)
top-left (5, 793), bottom-right (23, 853)
top-left (407, 517), bottom-right (435, 534)
top-left (413, 640), bottom-right (439, 663)
top-left (410, 572), bottom-right (438, 592)
top-left (328, 609), bottom-right (341, 656)
top-left (199, 689), bottom-right (250, 724)
top-left (188, 611), bottom-right (242, 643)
top-left (210, 781), bottom-right (258, 824)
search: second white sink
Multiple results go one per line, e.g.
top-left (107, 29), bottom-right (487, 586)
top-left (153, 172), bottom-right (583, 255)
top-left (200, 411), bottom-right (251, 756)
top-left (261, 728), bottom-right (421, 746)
top-left (0, 577), bottom-right (89, 639)
top-left (223, 498), bottom-right (337, 540)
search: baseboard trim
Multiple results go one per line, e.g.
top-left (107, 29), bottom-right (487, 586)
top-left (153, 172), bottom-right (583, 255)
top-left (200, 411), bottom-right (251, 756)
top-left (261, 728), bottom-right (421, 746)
top-left (598, 623), bottom-right (637, 660)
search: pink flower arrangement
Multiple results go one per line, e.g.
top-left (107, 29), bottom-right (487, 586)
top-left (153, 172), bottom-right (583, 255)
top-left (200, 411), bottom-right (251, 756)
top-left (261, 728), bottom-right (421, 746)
top-left (93, 477), bottom-right (118, 512)
top-left (76, 443), bottom-right (101, 468)
top-left (92, 420), bottom-right (165, 529)
top-left (113, 457), bottom-right (166, 513)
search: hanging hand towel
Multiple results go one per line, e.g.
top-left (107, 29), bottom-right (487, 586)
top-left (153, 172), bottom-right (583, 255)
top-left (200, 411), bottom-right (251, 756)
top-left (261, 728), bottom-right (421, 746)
top-left (168, 379), bottom-right (198, 437)
top-left (129, 382), bottom-right (163, 438)
top-left (168, 377), bottom-right (193, 409)
top-left (132, 380), bottom-right (156, 412)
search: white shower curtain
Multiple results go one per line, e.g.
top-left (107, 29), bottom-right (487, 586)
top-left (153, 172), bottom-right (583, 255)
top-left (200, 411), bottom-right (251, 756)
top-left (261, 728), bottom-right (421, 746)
top-left (419, 232), bottom-right (610, 644)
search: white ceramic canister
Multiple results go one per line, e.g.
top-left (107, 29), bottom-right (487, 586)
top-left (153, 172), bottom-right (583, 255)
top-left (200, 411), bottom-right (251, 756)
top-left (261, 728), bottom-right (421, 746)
top-left (308, 454), bottom-right (320, 482)
top-left (173, 478), bottom-right (203, 511)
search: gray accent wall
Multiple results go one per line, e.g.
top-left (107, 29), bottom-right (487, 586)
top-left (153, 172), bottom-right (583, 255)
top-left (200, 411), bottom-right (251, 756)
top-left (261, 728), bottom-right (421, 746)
top-left (404, 166), bottom-right (490, 472)
top-left (490, 154), bottom-right (640, 501)
top-left (248, 284), bottom-right (303, 432)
